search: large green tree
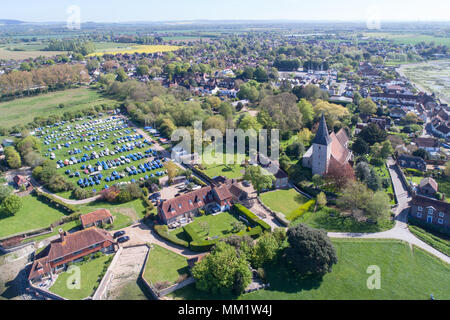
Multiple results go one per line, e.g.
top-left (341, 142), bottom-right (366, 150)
top-left (243, 165), bottom-right (275, 196)
top-left (1, 194), bottom-right (23, 215)
top-left (192, 242), bottom-right (252, 295)
top-left (285, 224), bottom-right (338, 277)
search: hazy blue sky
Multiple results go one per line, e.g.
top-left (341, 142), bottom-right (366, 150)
top-left (2, 0), bottom-right (449, 22)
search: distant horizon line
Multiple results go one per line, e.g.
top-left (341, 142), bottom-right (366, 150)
top-left (2, 18), bottom-right (450, 24)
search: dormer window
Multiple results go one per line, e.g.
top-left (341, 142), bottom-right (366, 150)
top-left (439, 212), bottom-right (444, 217)
top-left (418, 206), bottom-right (423, 212)
top-left (428, 208), bottom-right (433, 215)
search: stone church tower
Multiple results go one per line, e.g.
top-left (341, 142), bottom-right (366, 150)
top-left (311, 114), bottom-right (332, 176)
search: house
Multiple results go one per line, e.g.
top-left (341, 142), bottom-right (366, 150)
top-left (13, 175), bottom-right (31, 190)
top-left (302, 114), bottom-right (352, 176)
top-left (158, 185), bottom-right (233, 225)
top-left (80, 209), bottom-right (114, 229)
top-left (389, 107), bottom-right (407, 118)
top-left (412, 137), bottom-right (440, 153)
top-left (417, 177), bottom-right (439, 197)
top-left (274, 168), bottom-right (289, 189)
top-left (228, 183), bottom-right (248, 202)
top-left (410, 194), bottom-right (449, 229)
top-left (28, 227), bottom-right (116, 284)
top-left (398, 154), bottom-right (427, 171)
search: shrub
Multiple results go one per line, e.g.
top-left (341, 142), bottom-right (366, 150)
top-left (286, 199), bottom-right (316, 221)
top-left (34, 190), bottom-right (77, 213)
top-left (232, 204), bottom-right (271, 232)
top-left (369, 157), bottom-right (384, 167)
top-left (189, 239), bottom-right (219, 252)
top-left (154, 225), bottom-right (189, 248)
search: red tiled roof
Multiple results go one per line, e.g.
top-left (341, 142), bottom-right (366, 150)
top-left (335, 128), bottom-right (349, 146)
top-left (28, 258), bottom-right (52, 281)
top-left (80, 209), bottom-right (113, 227)
top-left (213, 185), bottom-right (233, 201)
top-left (46, 227), bottom-right (113, 262)
top-left (411, 194), bottom-right (450, 214)
top-left (330, 132), bottom-right (350, 165)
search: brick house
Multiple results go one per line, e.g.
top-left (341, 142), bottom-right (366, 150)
top-left (158, 185), bottom-right (233, 225)
top-left (80, 209), bottom-right (114, 229)
top-left (28, 228), bottom-right (116, 284)
top-left (417, 177), bottom-right (439, 197)
top-left (13, 175), bottom-right (32, 190)
top-left (410, 194), bottom-right (449, 230)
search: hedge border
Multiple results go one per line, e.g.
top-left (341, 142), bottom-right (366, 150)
top-left (154, 225), bottom-right (189, 248)
top-left (232, 204), bottom-right (271, 231)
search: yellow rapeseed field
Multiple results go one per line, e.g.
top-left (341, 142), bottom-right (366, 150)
top-left (87, 45), bottom-right (181, 57)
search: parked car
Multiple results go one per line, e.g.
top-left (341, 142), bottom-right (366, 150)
top-left (242, 180), bottom-right (251, 187)
top-left (113, 231), bottom-right (126, 239)
top-left (117, 236), bottom-right (130, 243)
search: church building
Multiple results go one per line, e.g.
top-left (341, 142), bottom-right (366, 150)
top-left (302, 114), bottom-right (353, 176)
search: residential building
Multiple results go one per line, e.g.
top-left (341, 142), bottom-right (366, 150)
top-left (80, 209), bottom-right (114, 229)
top-left (398, 154), bottom-right (427, 171)
top-left (158, 185), bottom-right (233, 225)
top-left (28, 228), bottom-right (116, 284)
top-left (410, 194), bottom-right (449, 229)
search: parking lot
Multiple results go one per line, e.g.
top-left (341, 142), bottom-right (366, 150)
top-left (37, 116), bottom-right (168, 193)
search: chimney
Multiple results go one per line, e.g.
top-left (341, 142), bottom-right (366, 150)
top-left (58, 229), bottom-right (66, 243)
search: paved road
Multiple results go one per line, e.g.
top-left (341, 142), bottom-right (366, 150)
top-left (329, 158), bottom-right (450, 264)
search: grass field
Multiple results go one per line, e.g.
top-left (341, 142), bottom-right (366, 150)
top-left (144, 244), bottom-right (189, 286)
top-left (0, 194), bottom-right (66, 238)
top-left (87, 45), bottom-right (181, 57)
top-left (171, 239), bottom-right (450, 300)
top-left (0, 47), bottom-right (63, 60)
top-left (260, 189), bottom-right (308, 217)
top-left (49, 254), bottom-right (111, 300)
top-left (362, 32), bottom-right (450, 46)
top-left (76, 198), bottom-right (147, 222)
top-left (291, 206), bottom-right (394, 233)
top-left (199, 152), bottom-right (246, 179)
top-left (0, 88), bottom-right (117, 128)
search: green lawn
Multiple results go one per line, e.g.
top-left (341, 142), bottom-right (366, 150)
top-left (171, 239), bottom-right (450, 300)
top-left (291, 206), bottom-right (394, 233)
top-left (0, 194), bottom-right (67, 238)
top-left (199, 152), bottom-right (246, 179)
top-left (49, 254), bottom-right (112, 300)
top-left (260, 189), bottom-right (308, 218)
top-left (143, 244), bottom-right (189, 286)
top-left (173, 211), bottom-right (243, 240)
top-left (111, 280), bottom-right (150, 300)
top-left (0, 88), bottom-right (117, 129)
top-left (76, 198), bottom-right (147, 221)
top-left (408, 224), bottom-right (450, 256)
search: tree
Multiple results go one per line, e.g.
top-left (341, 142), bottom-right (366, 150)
top-left (352, 137), bottom-right (370, 155)
top-left (136, 64), bottom-right (150, 76)
top-left (1, 194), bottom-right (23, 215)
top-left (359, 98), bottom-right (377, 116)
top-left (192, 242), bottom-right (252, 295)
top-left (297, 99), bottom-right (314, 127)
top-left (325, 161), bottom-right (355, 189)
top-left (4, 146), bottom-right (21, 169)
top-left (259, 93), bottom-right (303, 131)
top-left (231, 221), bottom-right (245, 233)
top-left (316, 192), bottom-right (327, 209)
top-left (337, 181), bottom-right (372, 218)
top-left (412, 148), bottom-right (431, 160)
top-left (285, 141), bottom-right (305, 158)
top-left (0, 185), bottom-right (13, 203)
top-left (366, 191), bottom-right (391, 222)
top-left (367, 169), bottom-right (382, 191)
top-left (355, 162), bottom-right (371, 182)
top-left (445, 161), bottom-right (450, 177)
top-left (297, 128), bottom-right (313, 145)
top-left (358, 123), bottom-right (387, 145)
top-left (243, 165), bottom-right (275, 195)
top-left (251, 232), bottom-right (280, 268)
top-left (164, 161), bottom-right (179, 184)
top-left (116, 68), bottom-right (128, 82)
top-left (285, 224), bottom-right (338, 277)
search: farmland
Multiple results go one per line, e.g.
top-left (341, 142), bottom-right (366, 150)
top-left (0, 88), bottom-right (117, 129)
top-left (87, 45), bottom-right (181, 57)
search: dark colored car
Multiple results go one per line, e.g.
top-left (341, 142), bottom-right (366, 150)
top-left (117, 236), bottom-right (130, 243)
top-left (113, 231), bottom-right (126, 239)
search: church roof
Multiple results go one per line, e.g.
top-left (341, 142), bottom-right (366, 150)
top-left (313, 114), bottom-right (332, 146)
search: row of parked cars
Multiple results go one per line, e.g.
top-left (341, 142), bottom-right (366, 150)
top-left (113, 230), bottom-right (130, 244)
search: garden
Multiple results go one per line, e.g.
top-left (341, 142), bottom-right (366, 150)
top-left (49, 252), bottom-right (113, 300)
top-left (259, 188), bottom-right (311, 221)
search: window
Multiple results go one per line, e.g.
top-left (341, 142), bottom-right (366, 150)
top-left (439, 212), bottom-right (444, 217)
top-left (428, 208), bottom-right (433, 215)
top-left (417, 212), bottom-right (422, 218)
top-left (418, 206), bottom-right (422, 212)
top-left (438, 219), bottom-right (443, 225)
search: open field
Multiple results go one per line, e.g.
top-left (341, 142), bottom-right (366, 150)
top-left (260, 189), bottom-right (308, 217)
top-left (144, 244), bottom-right (189, 286)
top-left (199, 152), bottom-right (246, 179)
top-left (170, 239), bottom-right (450, 300)
top-left (0, 47), bottom-right (63, 60)
top-left (87, 45), bottom-right (181, 57)
top-left (49, 254), bottom-right (111, 300)
top-left (398, 60), bottom-right (450, 104)
top-left (77, 198), bottom-right (147, 221)
top-left (0, 194), bottom-right (67, 238)
top-left (362, 32), bottom-right (450, 46)
top-left (0, 88), bottom-right (117, 129)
